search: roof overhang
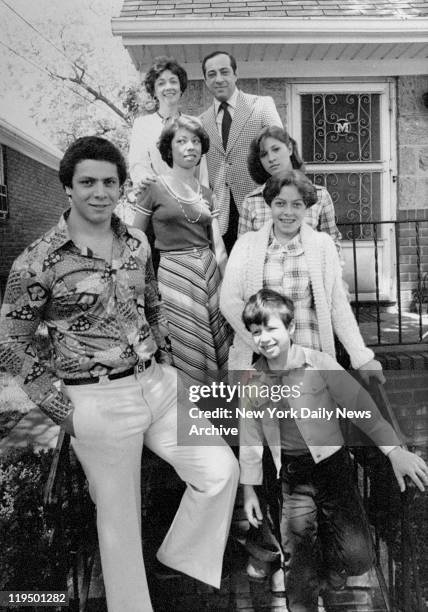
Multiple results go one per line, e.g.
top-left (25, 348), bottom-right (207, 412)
top-left (112, 17), bottom-right (428, 78)
top-left (0, 118), bottom-right (62, 170)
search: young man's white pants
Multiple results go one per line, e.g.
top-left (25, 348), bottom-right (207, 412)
top-left (66, 362), bottom-right (239, 612)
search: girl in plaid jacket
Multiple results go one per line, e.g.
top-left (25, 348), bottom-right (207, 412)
top-left (238, 126), bottom-right (342, 253)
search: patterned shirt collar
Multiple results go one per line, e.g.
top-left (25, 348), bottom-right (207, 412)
top-left (49, 210), bottom-right (131, 254)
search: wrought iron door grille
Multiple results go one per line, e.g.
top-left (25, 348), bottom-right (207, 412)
top-left (302, 93), bottom-right (381, 164)
top-left (307, 171), bottom-right (381, 239)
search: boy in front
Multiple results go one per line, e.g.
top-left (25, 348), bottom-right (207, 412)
top-left (240, 288), bottom-right (427, 612)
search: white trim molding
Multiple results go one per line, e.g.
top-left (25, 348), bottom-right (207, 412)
top-left (112, 16), bottom-right (428, 78)
top-left (0, 118), bottom-right (62, 170)
top-left (112, 17), bottom-right (428, 43)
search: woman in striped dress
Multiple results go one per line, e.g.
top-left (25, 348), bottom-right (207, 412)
top-left (132, 115), bottom-right (231, 384)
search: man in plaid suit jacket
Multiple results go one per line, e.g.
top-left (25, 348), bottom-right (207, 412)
top-left (200, 51), bottom-right (282, 253)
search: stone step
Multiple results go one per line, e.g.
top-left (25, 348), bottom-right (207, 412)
top-left (321, 586), bottom-right (388, 612)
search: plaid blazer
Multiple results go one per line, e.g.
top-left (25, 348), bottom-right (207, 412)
top-left (200, 90), bottom-right (282, 234)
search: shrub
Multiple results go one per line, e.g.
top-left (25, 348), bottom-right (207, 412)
top-left (0, 444), bottom-right (94, 592)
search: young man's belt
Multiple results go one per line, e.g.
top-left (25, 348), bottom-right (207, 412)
top-left (63, 359), bottom-right (153, 386)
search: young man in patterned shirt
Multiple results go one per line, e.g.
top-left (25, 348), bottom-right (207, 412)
top-left (0, 136), bottom-right (238, 612)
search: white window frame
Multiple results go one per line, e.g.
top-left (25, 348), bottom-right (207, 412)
top-left (288, 81), bottom-right (397, 301)
top-left (0, 144), bottom-right (5, 184)
top-left (0, 145), bottom-right (8, 219)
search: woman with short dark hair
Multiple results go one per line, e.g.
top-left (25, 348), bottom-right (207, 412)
top-left (157, 115), bottom-right (210, 168)
top-left (128, 56), bottom-right (189, 186)
top-left (144, 56), bottom-right (188, 100)
top-left (133, 116), bottom-right (231, 384)
top-left (238, 126), bottom-right (341, 251)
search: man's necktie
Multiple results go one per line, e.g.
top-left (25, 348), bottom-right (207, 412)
top-left (220, 101), bottom-right (232, 150)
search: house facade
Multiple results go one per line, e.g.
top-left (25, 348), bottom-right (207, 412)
top-left (0, 113), bottom-right (66, 297)
top-left (112, 0), bottom-right (428, 308)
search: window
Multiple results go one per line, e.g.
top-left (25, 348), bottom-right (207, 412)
top-left (0, 145), bottom-right (8, 220)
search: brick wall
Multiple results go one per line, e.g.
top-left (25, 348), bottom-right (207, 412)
top-left (0, 146), bottom-right (66, 296)
top-left (383, 368), bottom-right (428, 448)
top-left (396, 208), bottom-right (428, 308)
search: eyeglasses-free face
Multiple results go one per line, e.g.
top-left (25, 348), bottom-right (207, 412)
top-left (259, 137), bottom-right (293, 177)
top-left (203, 53), bottom-right (237, 102)
top-left (250, 313), bottom-right (295, 365)
top-left (270, 184), bottom-right (307, 243)
top-left (171, 127), bottom-right (202, 169)
top-left (66, 160), bottom-right (120, 228)
top-left (154, 69), bottom-right (182, 107)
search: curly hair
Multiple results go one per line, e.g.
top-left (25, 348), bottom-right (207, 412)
top-left (158, 115), bottom-right (210, 168)
top-left (242, 289), bottom-right (295, 331)
top-left (59, 136), bottom-right (127, 188)
top-left (263, 171), bottom-right (317, 209)
top-left (247, 126), bottom-right (305, 185)
top-left (144, 56), bottom-right (188, 99)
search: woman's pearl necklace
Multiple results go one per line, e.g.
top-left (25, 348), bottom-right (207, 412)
top-left (160, 176), bottom-right (205, 224)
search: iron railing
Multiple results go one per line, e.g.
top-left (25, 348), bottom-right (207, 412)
top-left (337, 219), bottom-right (428, 346)
top-left (349, 376), bottom-right (426, 612)
top-left (43, 431), bottom-right (97, 612)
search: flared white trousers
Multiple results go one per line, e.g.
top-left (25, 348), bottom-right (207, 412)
top-left (66, 362), bottom-right (239, 612)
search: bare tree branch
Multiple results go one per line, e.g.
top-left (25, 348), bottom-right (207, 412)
top-left (48, 65), bottom-right (129, 123)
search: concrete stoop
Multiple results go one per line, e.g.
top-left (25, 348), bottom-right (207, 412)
top-left (321, 569), bottom-right (389, 612)
top-left (76, 558), bottom-right (389, 612)
top-left (321, 586), bottom-right (387, 612)
top-left (375, 343), bottom-right (428, 370)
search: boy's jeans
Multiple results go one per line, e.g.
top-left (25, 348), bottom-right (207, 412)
top-left (280, 447), bottom-right (374, 612)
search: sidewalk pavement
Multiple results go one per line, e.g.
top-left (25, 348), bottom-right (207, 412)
top-left (358, 309), bottom-right (428, 346)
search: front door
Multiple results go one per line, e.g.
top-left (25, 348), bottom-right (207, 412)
top-left (289, 81), bottom-right (397, 301)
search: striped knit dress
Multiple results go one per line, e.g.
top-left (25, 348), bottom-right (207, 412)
top-left (136, 179), bottom-right (231, 384)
